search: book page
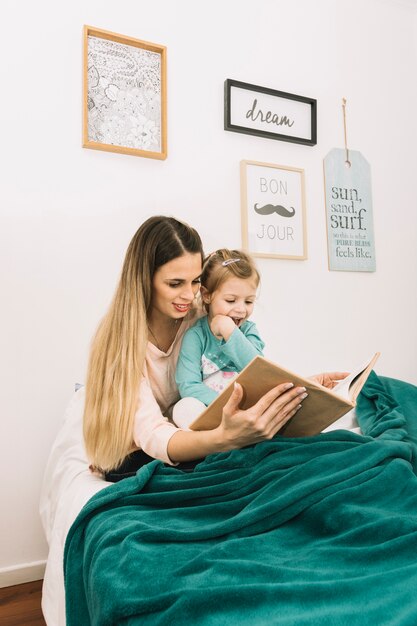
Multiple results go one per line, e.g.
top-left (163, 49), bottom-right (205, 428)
top-left (332, 352), bottom-right (380, 402)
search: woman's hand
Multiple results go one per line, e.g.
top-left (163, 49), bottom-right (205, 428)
top-left (309, 371), bottom-right (349, 389)
top-left (216, 381), bottom-right (308, 449)
top-left (168, 382), bottom-right (308, 463)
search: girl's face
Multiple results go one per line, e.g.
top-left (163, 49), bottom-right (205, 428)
top-left (150, 253), bottom-right (202, 321)
top-left (203, 276), bottom-right (258, 328)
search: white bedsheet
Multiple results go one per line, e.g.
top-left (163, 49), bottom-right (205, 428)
top-left (39, 388), bottom-right (360, 625)
top-left (39, 388), bottom-right (111, 626)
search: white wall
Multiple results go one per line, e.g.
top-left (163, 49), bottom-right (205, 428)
top-left (1, 0), bottom-right (416, 583)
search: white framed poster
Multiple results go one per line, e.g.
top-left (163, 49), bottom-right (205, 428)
top-left (240, 160), bottom-right (307, 260)
top-left (324, 148), bottom-right (376, 272)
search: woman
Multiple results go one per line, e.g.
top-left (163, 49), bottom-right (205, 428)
top-left (83, 215), bottom-right (344, 481)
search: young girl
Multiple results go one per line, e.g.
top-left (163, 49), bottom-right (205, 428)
top-left (174, 248), bottom-right (265, 428)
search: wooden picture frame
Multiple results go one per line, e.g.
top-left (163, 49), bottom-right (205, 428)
top-left (83, 25), bottom-right (167, 159)
top-left (240, 160), bottom-right (308, 260)
top-left (225, 79), bottom-right (317, 146)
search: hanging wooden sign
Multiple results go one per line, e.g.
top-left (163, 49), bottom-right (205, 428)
top-left (323, 148), bottom-right (376, 272)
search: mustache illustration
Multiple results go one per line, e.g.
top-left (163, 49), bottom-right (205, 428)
top-left (254, 203), bottom-right (295, 217)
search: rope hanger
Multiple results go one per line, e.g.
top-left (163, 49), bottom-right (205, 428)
top-left (342, 98), bottom-right (351, 168)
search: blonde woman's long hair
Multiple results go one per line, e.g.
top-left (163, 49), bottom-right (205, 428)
top-left (83, 216), bottom-right (204, 472)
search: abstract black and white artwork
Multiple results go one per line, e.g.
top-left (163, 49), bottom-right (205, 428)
top-left (83, 26), bottom-right (167, 159)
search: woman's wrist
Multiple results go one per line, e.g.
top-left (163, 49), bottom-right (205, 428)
top-left (207, 424), bottom-right (236, 453)
top-left (167, 424), bottom-right (233, 463)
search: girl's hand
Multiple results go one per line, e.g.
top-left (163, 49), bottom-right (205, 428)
top-left (209, 314), bottom-right (236, 341)
top-left (309, 371), bottom-right (349, 389)
top-left (216, 381), bottom-right (308, 448)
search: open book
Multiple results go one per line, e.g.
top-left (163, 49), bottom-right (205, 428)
top-left (189, 352), bottom-right (380, 437)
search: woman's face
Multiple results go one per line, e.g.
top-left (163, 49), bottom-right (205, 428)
top-left (150, 252), bottom-right (202, 321)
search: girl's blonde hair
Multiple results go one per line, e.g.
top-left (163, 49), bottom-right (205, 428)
top-left (200, 248), bottom-right (260, 312)
top-left (83, 216), bottom-right (204, 472)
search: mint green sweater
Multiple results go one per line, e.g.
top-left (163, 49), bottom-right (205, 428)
top-left (175, 315), bottom-right (265, 405)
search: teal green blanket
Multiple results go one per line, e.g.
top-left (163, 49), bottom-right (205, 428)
top-left (64, 373), bottom-right (417, 625)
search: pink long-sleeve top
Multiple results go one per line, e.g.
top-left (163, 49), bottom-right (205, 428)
top-left (133, 315), bottom-right (197, 464)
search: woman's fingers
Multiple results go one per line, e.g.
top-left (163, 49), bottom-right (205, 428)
top-left (246, 384), bottom-right (307, 438)
top-left (310, 371), bottom-right (350, 388)
top-left (253, 382), bottom-right (306, 416)
top-left (223, 382), bottom-right (244, 417)
top-left (325, 371), bottom-right (350, 388)
top-left (269, 399), bottom-right (303, 436)
top-left (224, 381), bottom-right (303, 422)
top-left (221, 382), bottom-right (308, 444)
top-left (331, 371), bottom-right (350, 380)
top-left (267, 389), bottom-right (306, 428)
